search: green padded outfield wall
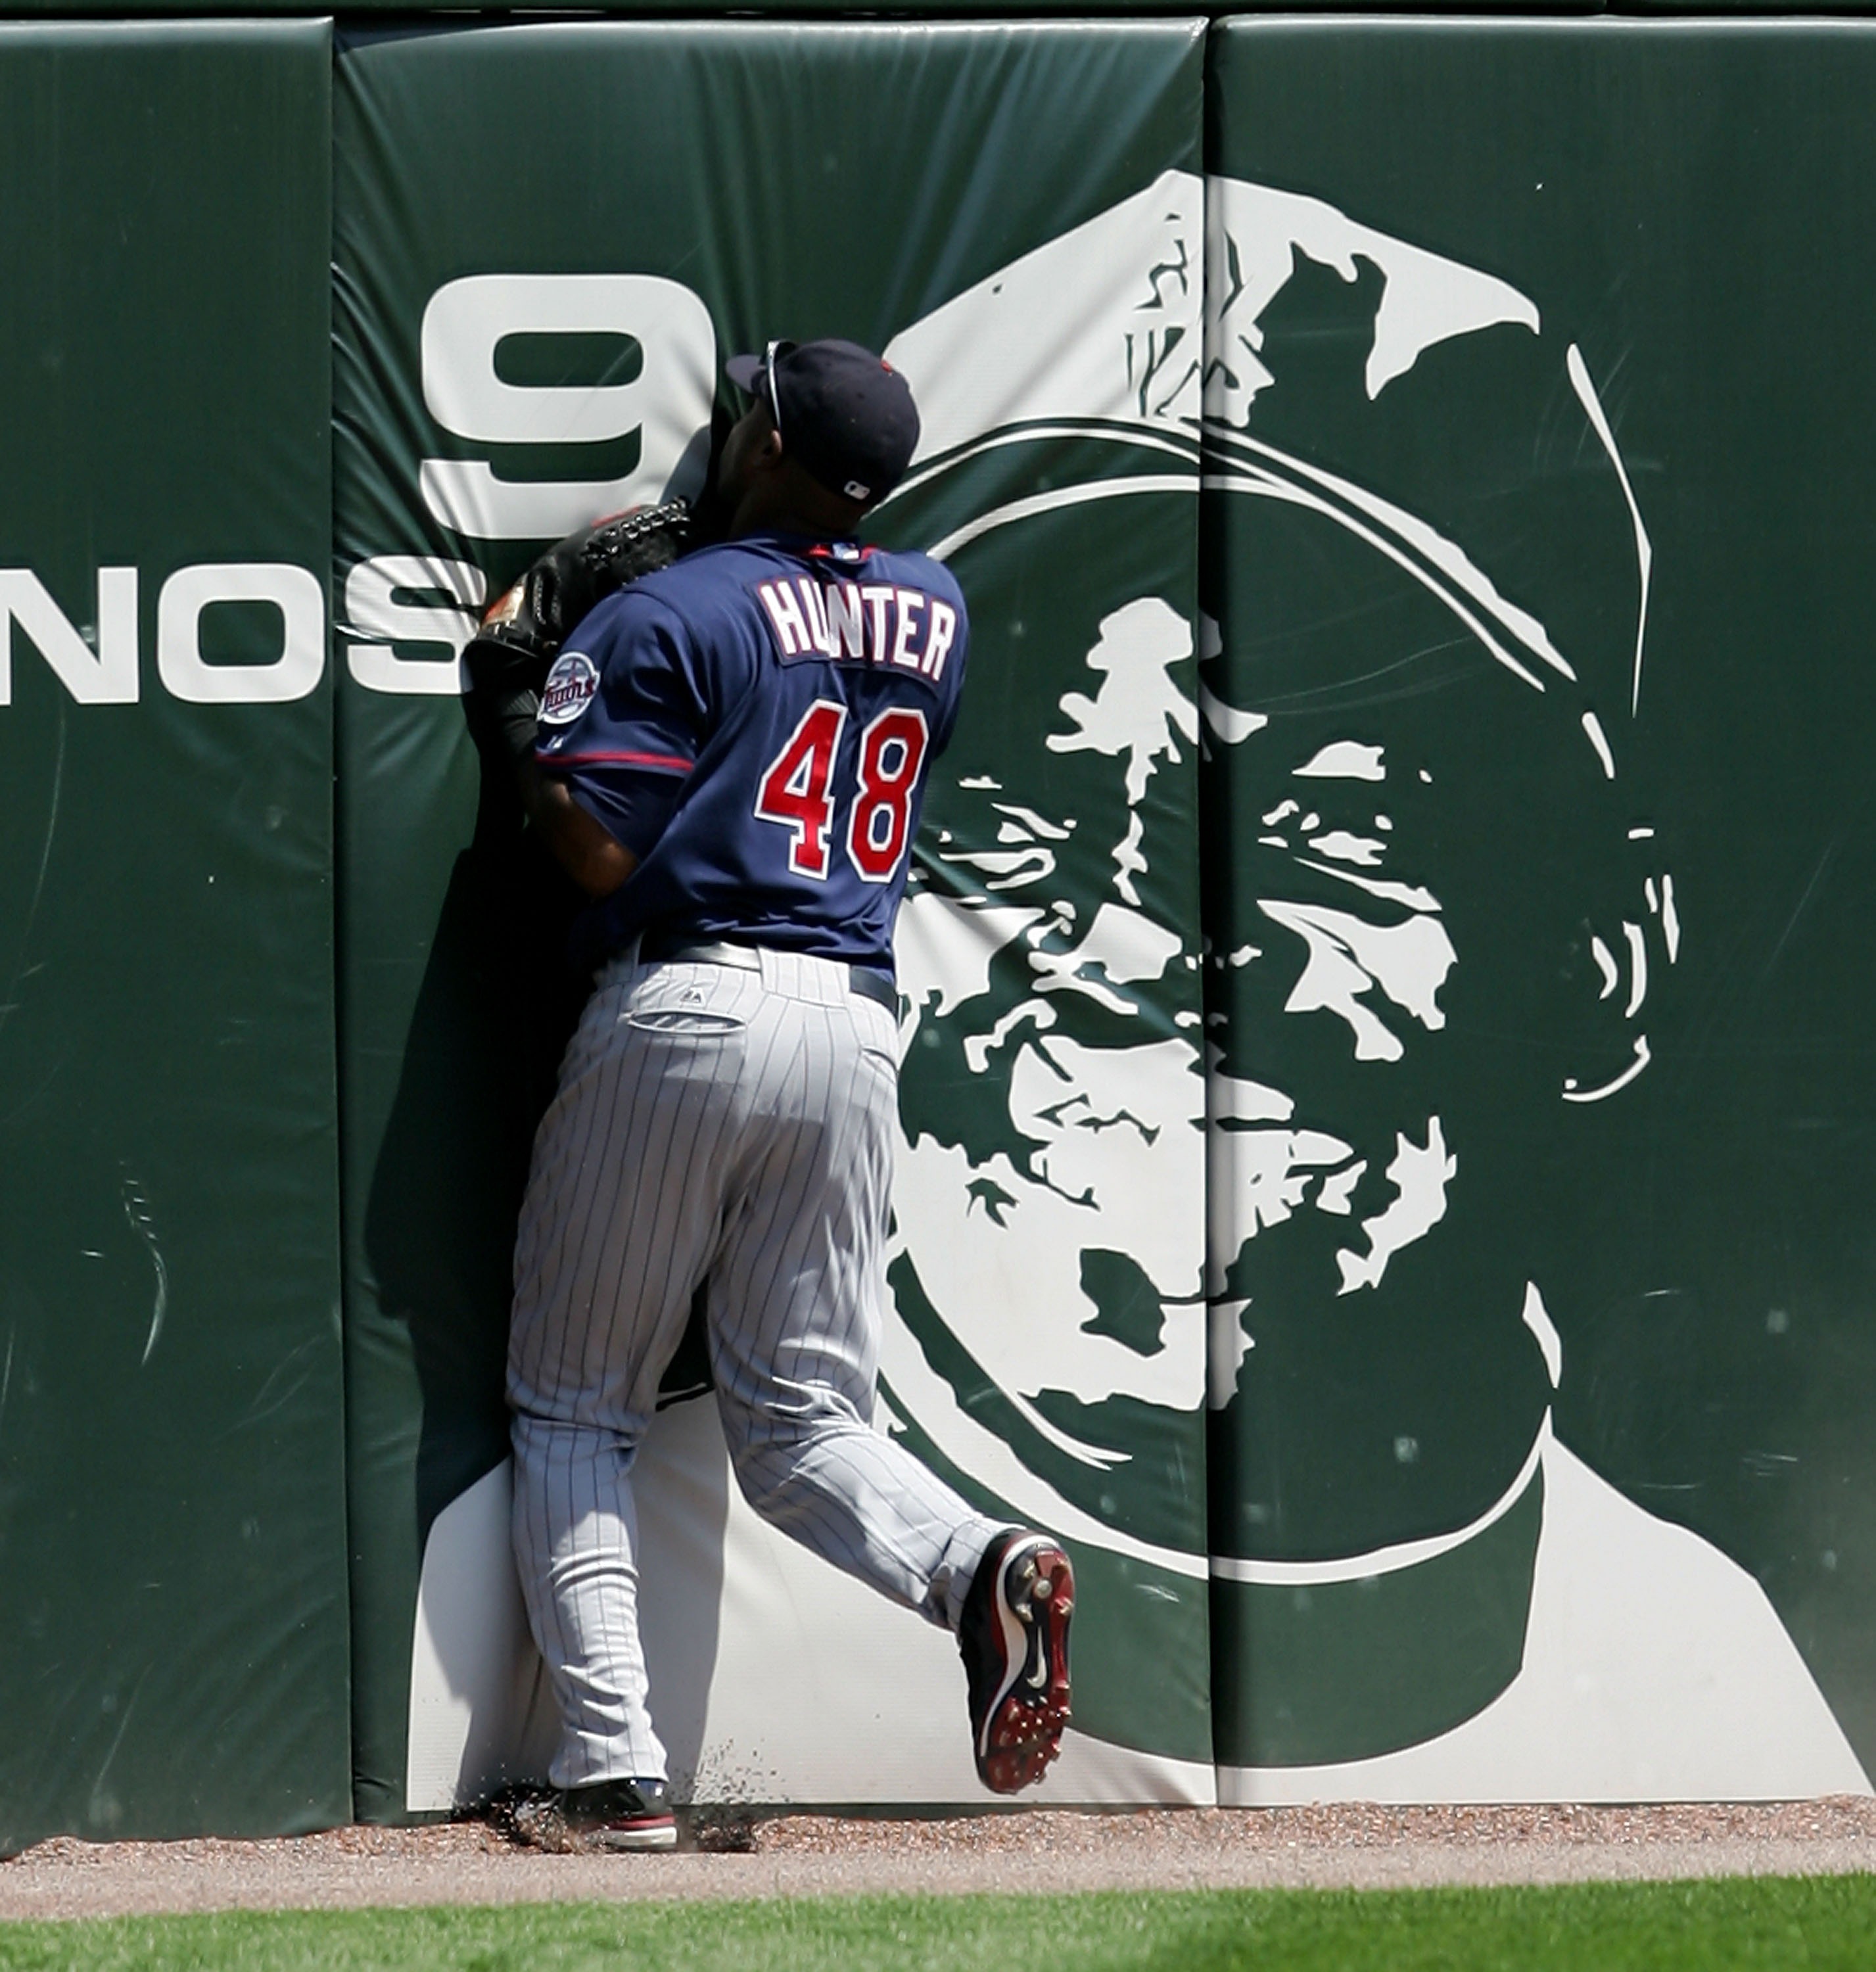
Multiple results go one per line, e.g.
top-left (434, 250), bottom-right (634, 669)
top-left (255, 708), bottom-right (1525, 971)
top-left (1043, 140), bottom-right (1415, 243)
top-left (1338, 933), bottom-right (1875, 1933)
top-left (0, 23), bottom-right (348, 1850)
top-left (333, 17), bottom-right (1211, 1818)
top-left (8, 9), bottom-right (1876, 1843)
top-left (1204, 16), bottom-right (1875, 1801)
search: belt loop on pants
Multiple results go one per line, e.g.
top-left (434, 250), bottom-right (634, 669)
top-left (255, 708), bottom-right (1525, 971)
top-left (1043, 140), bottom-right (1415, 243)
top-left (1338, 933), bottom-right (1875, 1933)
top-left (637, 931), bottom-right (897, 1012)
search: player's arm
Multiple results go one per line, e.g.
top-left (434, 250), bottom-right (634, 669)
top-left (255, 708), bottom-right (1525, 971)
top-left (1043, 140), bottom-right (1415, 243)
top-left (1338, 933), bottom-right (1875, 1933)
top-left (468, 575), bottom-right (695, 897)
top-left (515, 759), bottom-right (638, 899)
top-left (460, 636), bottom-right (634, 895)
top-left (530, 591), bottom-right (696, 892)
top-left (462, 504), bottom-right (693, 896)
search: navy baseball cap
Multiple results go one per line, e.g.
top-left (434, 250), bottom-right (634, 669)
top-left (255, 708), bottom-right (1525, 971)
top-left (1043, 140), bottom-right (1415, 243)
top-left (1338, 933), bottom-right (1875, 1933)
top-left (726, 338), bottom-right (920, 507)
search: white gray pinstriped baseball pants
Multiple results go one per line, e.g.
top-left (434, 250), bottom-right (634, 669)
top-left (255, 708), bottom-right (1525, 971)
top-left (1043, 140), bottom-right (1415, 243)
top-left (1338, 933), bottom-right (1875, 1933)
top-left (507, 945), bottom-right (1004, 1787)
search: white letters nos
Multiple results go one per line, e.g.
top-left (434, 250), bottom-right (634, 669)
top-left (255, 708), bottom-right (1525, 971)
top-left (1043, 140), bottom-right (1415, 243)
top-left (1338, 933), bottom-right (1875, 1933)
top-left (1, 275), bottom-right (721, 707)
top-left (0, 565), bottom-right (325, 707)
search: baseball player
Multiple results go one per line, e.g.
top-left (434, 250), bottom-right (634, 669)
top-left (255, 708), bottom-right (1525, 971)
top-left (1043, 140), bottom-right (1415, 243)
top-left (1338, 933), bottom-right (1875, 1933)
top-left (471, 339), bottom-right (1075, 1852)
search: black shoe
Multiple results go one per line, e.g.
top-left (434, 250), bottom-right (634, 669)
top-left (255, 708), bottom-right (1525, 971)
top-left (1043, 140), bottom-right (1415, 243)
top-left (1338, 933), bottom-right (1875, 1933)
top-left (958, 1530), bottom-right (1075, 1795)
top-left (495, 1776), bottom-right (677, 1852)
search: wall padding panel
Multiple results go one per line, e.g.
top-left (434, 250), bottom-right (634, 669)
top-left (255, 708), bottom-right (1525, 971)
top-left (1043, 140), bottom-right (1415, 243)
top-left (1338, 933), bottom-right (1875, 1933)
top-left (334, 16), bottom-right (1211, 1818)
top-left (1204, 16), bottom-right (1876, 1804)
top-left (0, 21), bottom-right (347, 1852)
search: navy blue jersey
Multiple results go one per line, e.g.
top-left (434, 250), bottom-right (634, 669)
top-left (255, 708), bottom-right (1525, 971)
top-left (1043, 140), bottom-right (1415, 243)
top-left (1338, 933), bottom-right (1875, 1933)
top-left (534, 531), bottom-right (969, 972)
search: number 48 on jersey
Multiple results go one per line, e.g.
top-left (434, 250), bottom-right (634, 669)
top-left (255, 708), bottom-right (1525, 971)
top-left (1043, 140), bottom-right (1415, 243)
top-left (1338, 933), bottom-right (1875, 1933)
top-left (755, 699), bottom-right (930, 885)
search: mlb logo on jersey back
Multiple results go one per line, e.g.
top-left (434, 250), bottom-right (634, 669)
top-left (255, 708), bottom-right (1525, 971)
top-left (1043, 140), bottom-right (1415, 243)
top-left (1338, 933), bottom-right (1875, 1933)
top-left (755, 573), bottom-right (958, 683)
top-left (539, 650), bottom-right (601, 724)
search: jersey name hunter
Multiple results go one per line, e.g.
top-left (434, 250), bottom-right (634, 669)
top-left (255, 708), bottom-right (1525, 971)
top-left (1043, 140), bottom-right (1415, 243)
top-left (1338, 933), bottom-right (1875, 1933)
top-left (754, 567), bottom-right (960, 682)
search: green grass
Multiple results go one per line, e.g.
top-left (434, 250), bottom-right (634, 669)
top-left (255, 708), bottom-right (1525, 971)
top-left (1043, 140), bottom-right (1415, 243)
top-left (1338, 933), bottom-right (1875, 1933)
top-left (1, 1877), bottom-right (1873, 1971)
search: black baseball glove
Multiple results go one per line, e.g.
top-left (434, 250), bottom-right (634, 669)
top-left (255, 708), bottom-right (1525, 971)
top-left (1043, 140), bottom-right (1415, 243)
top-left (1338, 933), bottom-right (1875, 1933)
top-left (463, 499), bottom-right (692, 763)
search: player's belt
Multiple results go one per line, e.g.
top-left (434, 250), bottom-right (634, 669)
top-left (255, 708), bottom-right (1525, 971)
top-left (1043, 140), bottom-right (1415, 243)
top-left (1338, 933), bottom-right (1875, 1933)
top-left (638, 934), bottom-right (897, 1013)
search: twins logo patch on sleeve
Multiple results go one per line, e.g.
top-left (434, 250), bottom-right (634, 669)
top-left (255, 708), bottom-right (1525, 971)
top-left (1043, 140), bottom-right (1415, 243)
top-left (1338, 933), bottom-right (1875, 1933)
top-left (540, 651), bottom-right (601, 726)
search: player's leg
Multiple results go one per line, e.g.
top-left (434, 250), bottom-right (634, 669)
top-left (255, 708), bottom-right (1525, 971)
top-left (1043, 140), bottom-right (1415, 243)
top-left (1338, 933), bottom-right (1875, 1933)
top-left (707, 950), bottom-right (1006, 1624)
top-left (707, 951), bottom-right (1075, 1792)
top-left (509, 1412), bottom-right (668, 1788)
top-left (509, 953), bottom-right (759, 1427)
top-left (507, 953), bottom-right (757, 1804)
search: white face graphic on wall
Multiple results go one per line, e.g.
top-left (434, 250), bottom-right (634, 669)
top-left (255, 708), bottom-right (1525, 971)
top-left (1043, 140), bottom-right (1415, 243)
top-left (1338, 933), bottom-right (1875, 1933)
top-left (1213, 724), bottom-right (1457, 1302)
top-left (864, 167), bottom-right (1678, 1543)
top-left (893, 596), bottom-right (1206, 1449)
top-left (413, 164), bottom-right (1876, 1816)
top-left (1200, 175), bottom-right (1676, 1432)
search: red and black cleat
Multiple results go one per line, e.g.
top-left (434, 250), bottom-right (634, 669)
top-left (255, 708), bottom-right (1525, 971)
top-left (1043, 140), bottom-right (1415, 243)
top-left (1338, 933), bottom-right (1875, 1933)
top-left (959, 1531), bottom-right (1075, 1795)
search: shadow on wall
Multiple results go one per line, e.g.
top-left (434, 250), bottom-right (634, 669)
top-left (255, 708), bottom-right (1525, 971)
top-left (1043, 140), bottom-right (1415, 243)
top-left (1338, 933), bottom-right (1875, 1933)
top-left (363, 749), bottom-right (590, 1551)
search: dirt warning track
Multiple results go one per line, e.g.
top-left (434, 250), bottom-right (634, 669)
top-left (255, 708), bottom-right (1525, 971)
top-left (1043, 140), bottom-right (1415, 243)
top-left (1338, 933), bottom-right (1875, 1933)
top-left (4, 1801), bottom-right (1876, 1922)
